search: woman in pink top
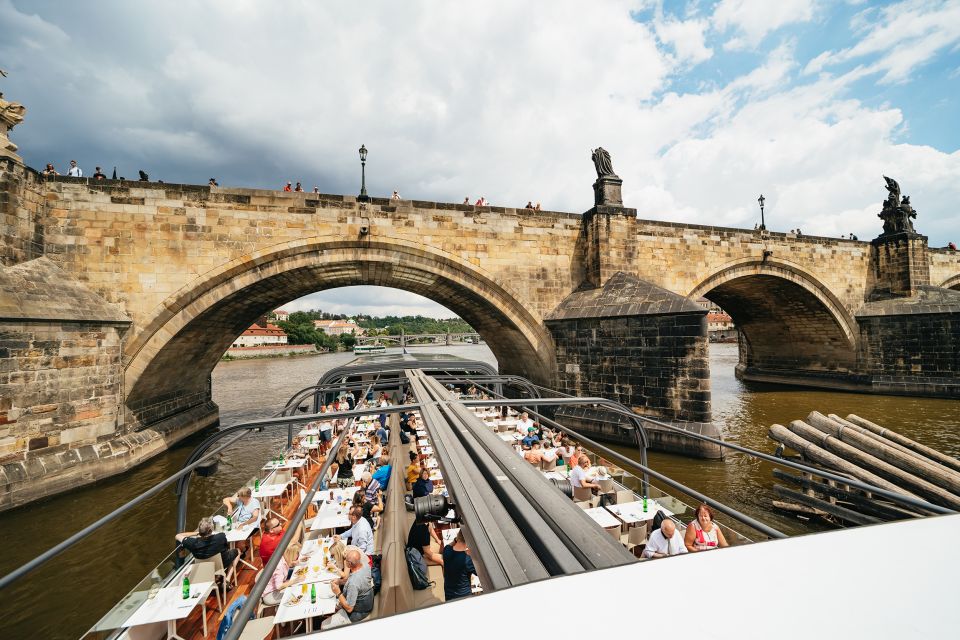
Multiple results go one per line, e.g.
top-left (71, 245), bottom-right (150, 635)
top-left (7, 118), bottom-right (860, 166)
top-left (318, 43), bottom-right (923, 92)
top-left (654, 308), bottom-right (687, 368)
top-left (684, 503), bottom-right (729, 552)
top-left (261, 543), bottom-right (303, 607)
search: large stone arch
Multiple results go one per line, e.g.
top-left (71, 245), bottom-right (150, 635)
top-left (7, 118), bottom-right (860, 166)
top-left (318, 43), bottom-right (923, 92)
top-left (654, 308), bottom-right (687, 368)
top-left (123, 238), bottom-right (556, 426)
top-left (688, 259), bottom-right (859, 379)
top-left (941, 274), bottom-right (960, 291)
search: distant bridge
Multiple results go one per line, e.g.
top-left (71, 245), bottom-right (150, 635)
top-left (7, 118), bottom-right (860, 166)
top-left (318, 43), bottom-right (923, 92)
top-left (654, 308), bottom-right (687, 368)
top-left (357, 332), bottom-right (482, 346)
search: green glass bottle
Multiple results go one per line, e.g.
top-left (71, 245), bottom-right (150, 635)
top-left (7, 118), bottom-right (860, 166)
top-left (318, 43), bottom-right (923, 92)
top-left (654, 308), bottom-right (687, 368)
top-left (310, 582), bottom-right (317, 604)
top-left (254, 477), bottom-right (260, 491)
top-left (642, 496), bottom-right (648, 512)
top-left (182, 575), bottom-right (190, 600)
top-left (226, 514), bottom-right (233, 531)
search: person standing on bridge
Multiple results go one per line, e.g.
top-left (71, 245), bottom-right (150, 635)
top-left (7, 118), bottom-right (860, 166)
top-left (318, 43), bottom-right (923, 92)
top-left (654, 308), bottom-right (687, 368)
top-left (67, 159), bottom-right (82, 177)
top-left (283, 181), bottom-right (292, 192)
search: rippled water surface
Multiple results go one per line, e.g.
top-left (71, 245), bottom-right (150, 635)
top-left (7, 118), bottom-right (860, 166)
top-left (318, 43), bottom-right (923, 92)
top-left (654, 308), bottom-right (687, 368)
top-left (1, 343), bottom-right (956, 639)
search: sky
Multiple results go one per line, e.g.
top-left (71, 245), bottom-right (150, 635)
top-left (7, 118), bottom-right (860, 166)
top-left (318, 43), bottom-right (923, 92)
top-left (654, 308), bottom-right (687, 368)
top-left (2, 0), bottom-right (958, 317)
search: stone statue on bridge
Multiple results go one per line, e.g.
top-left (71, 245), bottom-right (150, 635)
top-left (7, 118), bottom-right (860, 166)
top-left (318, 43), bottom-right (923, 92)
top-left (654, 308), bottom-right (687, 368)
top-left (591, 147), bottom-right (617, 178)
top-left (0, 74), bottom-right (26, 162)
top-left (878, 175), bottom-right (917, 235)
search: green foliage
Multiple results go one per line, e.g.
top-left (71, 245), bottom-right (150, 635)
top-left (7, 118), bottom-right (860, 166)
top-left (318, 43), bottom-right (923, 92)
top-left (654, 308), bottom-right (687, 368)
top-left (277, 309), bottom-right (475, 350)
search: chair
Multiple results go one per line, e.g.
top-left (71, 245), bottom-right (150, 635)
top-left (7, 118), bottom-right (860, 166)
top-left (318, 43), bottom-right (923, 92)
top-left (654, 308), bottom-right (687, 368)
top-left (187, 561), bottom-right (217, 637)
top-left (194, 554), bottom-right (230, 607)
top-left (605, 526), bottom-right (621, 540)
top-left (575, 501), bottom-right (591, 510)
top-left (238, 616), bottom-right (276, 640)
top-left (573, 486), bottom-right (594, 502)
top-left (299, 489), bottom-right (316, 528)
top-left (597, 478), bottom-right (615, 494)
top-left (616, 489), bottom-right (635, 505)
top-left (620, 524), bottom-right (648, 553)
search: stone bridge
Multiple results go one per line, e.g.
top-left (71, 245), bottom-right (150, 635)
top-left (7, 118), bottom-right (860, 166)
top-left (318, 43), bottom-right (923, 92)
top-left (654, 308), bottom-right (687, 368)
top-left (2, 152), bottom-right (959, 509)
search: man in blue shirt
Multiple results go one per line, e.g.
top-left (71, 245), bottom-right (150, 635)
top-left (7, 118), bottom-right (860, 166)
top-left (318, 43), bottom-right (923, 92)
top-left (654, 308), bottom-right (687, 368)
top-left (375, 424), bottom-right (389, 446)
top-left (371, 456), bottom-right (392, 492)
top-left (521, 427), bottom-right (540, 449)
top-left (337, 506), bottom-right (374, 556)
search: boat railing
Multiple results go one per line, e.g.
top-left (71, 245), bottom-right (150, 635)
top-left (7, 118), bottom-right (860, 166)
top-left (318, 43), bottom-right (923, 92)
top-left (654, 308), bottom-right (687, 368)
top-left (579, 450), bottom-right (753, 546)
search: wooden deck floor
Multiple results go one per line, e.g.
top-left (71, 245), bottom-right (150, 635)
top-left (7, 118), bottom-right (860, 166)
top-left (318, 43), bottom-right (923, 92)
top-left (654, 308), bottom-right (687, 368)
top-left (175, 454), bottom-right (324, 640)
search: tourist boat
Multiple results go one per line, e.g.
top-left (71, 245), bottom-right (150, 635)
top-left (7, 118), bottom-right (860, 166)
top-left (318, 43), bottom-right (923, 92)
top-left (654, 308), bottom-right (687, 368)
top-left (9, 354), bottom-right (955, 639)
top-left (353, 343), bottom-right (386, 355)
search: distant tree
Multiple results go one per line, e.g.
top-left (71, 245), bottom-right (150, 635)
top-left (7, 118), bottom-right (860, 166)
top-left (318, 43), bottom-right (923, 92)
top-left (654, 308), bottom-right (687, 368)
top-left (339, 333), bottom-right (357, 348)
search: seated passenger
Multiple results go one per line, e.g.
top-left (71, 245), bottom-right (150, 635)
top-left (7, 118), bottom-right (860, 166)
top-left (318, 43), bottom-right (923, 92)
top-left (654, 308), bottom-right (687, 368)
top-left (407, 521), bottom-right (444, 566)
top-left (540, 442), bottom-right (559, 467)
top-left (375, 422), bottom-right (389, 446)
top-left (523, 441), bottom-right (544, 465)
top-left (642, 519), bottom-right (688, 559)
top-left (412, 467), bottom-right (434, 498)
top-left (405, 450), bottom-right (420, 490)
top-left (521, 427), bottom-right (540, 449)
top-left (337, 505), bottom-right (375, 557)
top-left (516, 411), bottom-right (535, 435)
top-left (175, 517), bottom-right (239, 575)
top-left (361, 472), bottom-right (381, 502)
top-left (442, 530), bottom-right (477, 601)
top-left (569, 456), bottom-right (601, 492)
top-left (258, 517), bottom-right (285, 566)
top-left (371, 455), bottom-right (392, 492)
top-left (261, 543), bottom-right (302, 606)
top-left (222, 487), bottom-right (261, 528)
top-left (353, 490), bottom-right (382, 528)
top-left (685, 503), bottom-right (729, 552)
top-left (325, 548), bottom-right (375, 627)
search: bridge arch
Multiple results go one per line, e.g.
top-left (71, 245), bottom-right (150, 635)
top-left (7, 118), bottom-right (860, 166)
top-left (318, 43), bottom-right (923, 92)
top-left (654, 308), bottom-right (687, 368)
top-left (688, 259), bottom-right (858, 379)
top-left (123, 238), bottom-right (555, 423)
top-left (941, 274), bottom-right (960, 291)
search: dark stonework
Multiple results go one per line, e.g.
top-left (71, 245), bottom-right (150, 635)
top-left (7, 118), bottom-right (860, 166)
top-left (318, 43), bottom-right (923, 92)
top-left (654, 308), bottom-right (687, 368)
top-left (593, 176), bottom-right (623, 207)
top-left (547, 272), bottom-right (711, 424)
top-left (856, 286), bottom-right (960, 396)
top-left (870, 232), bottom-right (931, 298)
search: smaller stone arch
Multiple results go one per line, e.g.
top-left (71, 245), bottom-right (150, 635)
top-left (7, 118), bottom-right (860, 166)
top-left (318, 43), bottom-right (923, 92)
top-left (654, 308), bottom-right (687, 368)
top-left (941, 274), bottom-right (960, 291)
top-left (689, 259), bottom-right (858, 378)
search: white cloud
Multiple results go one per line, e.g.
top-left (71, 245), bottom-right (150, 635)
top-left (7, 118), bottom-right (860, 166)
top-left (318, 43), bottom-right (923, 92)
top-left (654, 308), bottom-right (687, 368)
top-left (654, 16), bottom-right (713, 65)
top-left (0, 0), bottom-right (957, 267)
top-left (712, 0), bottom-right (817, 50)
top-left (804, 0), bottom-right (960, 83)
top-left (286, 287), bottom-right (457, 319)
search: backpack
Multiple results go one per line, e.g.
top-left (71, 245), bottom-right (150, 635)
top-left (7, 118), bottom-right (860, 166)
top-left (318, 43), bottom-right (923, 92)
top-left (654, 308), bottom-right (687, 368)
top-left (405, 546), bottom-right (433, 590)
top-left (651, 509), bottom-right (667, 532)
top-left (399, 430), bottom-right (410, 445)
top-left (370, 553), bottom-right (383, 594)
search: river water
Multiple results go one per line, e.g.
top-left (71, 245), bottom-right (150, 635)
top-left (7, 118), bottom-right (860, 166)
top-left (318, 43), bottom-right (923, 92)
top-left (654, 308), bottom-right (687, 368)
top-left (1, 343), bottom-right (957, 639)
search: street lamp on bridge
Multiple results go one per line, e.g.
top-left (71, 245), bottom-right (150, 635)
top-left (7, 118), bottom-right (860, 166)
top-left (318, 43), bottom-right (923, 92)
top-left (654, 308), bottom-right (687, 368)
top-left (757, 194), bottom-right (766, 231)
top-left (358, 144), bottom-right (369, 202)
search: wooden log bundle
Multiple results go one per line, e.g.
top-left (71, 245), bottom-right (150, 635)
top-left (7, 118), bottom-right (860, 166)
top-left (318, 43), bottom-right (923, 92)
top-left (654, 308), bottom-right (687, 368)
top-left (767, 412), bottom-right (960, 527)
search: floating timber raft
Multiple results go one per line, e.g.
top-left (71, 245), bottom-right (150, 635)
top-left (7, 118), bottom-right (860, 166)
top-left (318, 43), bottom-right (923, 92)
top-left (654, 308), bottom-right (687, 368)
top-left (767, 412), bottom-right (960, 527)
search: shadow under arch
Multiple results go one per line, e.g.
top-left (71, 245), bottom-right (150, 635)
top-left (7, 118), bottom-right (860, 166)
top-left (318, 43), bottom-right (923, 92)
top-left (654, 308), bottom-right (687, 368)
top-left (688, 258), bottom-right (858, 377)
top-left (124, 238), bottom-right (556, 420)
top-left (941, 274), bottom-right (960, 291)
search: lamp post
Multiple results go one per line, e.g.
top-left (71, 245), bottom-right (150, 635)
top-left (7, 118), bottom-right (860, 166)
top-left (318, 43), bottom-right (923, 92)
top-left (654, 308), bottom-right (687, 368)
top-left (757, 194), bottom-right (766, 231)
top-left (358, 144), bottom-right (369, 202)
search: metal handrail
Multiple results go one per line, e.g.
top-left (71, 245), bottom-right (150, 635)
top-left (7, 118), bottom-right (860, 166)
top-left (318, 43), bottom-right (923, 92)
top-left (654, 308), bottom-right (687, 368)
top-left (456, 375), bottom-right (954, 517)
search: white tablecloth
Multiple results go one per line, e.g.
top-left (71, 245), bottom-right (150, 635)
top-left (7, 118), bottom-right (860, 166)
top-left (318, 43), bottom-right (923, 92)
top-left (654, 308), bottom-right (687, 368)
top-left (605, 499), bottom-right (672, 525)
top-left (583, 507), bottom-right (621, 528)
top-left (124, 582), bottom-right (214, 627)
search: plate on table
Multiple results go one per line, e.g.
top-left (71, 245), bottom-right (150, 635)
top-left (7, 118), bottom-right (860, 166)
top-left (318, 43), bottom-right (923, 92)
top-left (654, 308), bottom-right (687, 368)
top-left (294, 566), bottom-right (309, 577)
top-left (285, 593), bottom-right (304, 606)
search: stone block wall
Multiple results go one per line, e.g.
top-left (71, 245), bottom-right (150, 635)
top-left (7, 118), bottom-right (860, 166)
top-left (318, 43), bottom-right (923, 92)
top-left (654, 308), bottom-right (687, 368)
top-left (548, 313), bottom-right (711, 423)
top-left (0, 320), bottom-right (124, 459)
top-left (871, 233), bottom-right (931, 297)
top-left (0, 159), bottom-right (44, 266)
top-left (857, 296), bottom-right (960, 396)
